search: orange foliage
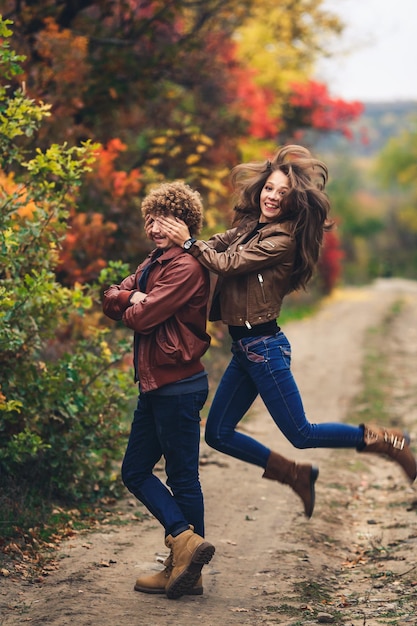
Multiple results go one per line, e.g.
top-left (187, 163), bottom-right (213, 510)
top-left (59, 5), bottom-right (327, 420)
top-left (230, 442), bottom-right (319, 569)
top-left (33, 18), bottom-right (88, 107)
top-left (56, 139), bottom-right (144, 284)
top-left (1, 163), bottom-right (118, 286)
top-left (0, 170), bottom-right (39, 218)
top-left (56, 209), bottom-right (117, 285)
top-left (17, 17), bottom-right (91, 141)
top-left (93, 139), bottom-right (142, 198)
top-left (35, 18), bottom-right (88, 85)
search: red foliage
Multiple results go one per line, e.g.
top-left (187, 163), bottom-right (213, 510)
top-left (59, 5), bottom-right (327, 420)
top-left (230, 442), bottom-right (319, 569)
top-left (218, 38), bottom-right (280, 139)
top-left (235, 76), bottom-right (279, 139)
top-left (56, 210), bottom-right (117, 285)
top-left (317, 229), bottom-right (345, 294)
top-left (288, 80), bottom-right (364, 137)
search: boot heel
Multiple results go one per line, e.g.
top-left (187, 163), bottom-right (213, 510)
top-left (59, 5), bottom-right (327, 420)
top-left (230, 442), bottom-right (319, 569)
top-left (311, 466), bottom-right (319, 483)
top-left (306, 466), bottom-right (319, 518)
top-left (193, 542), bottom-right (216, 565)
top-left (262, 451), bottom-right (320, 518)
top-left (165, 531), bottom-right (215, 600)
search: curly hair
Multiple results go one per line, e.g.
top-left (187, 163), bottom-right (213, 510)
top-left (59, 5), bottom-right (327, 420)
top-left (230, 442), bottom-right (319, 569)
top-left (141, 181), bottom-right (203, 236)
top-left (229, 145), bottom-right (333, 292)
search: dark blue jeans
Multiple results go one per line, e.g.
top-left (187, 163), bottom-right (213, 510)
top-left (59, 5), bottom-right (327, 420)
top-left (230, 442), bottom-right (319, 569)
top-left (205, 332), bottom-right (364, 468)
top-left (122, 388), bottom-right (208, 537)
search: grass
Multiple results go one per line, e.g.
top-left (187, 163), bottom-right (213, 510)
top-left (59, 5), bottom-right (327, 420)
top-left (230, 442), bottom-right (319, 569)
top-left (344, 299), bottom-right (405, 428)
top-left (278, 301), bottom-right (319, 325)
top-left (293, 580), bottom-right (332, 603)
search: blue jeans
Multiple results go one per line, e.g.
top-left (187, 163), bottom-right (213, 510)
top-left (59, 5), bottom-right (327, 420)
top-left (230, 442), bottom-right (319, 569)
top-left (122, 388), bottom-right (208, 537)
top-left (205, 332), bottom-right (364, 468)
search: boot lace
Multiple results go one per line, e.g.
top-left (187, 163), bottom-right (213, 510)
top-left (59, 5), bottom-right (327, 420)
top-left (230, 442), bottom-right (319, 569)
top-left (367, 427), bottom-right (407, 450)
top-left (383, 431), bottom-right (406, 450)
top-left (157, 552), bottom-right (174, 575)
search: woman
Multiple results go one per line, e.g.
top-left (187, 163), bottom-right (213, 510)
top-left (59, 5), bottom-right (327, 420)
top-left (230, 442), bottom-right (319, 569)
top-left (156, 145), bottom-right (416, 519)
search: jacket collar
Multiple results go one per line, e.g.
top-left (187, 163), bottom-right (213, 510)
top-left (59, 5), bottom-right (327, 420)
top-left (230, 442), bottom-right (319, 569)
top-left (150, 245), bottom-right (183, 263)
top-left (237, 217), bottom-right (293, 238)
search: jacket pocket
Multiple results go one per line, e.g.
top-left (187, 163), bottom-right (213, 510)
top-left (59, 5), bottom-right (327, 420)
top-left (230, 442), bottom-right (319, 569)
top-left (154, 317), bottom-right (210, 365)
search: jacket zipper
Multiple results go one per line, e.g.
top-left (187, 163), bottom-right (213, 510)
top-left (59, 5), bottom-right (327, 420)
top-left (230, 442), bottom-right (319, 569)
top-left (258, 273), bottom-right (267, 303)
top-left (245, 274), bottom-right (266, 327)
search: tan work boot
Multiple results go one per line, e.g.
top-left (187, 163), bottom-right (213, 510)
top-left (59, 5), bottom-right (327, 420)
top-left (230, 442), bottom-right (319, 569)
top-left (359, 424), bottom-right (417, 481)
top-left (262, 450), bottom-right (319, 518)
top-left (134, 552), bottom-right (203, 595)
top-left (164, 527), bottom-right (215, 600)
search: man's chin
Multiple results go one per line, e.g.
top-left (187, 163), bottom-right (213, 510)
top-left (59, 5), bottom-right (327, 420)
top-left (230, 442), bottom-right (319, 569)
top-left (154, 239), bottom-right (173, 249)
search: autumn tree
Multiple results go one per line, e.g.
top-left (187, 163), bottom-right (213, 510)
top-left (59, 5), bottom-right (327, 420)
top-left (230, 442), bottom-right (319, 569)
top-left (2, 0), bottom-right (353, 288)
top-left (233, 0), bottom-right (363, 156)
top-left (3, 0), bottom-right (254, 278)
top-left (0, 19), bottom-right (131, 520)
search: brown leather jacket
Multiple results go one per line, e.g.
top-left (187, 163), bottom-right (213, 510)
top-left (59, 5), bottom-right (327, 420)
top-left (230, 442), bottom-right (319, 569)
top-left (188, 217), bottom-right (296, 328)
top-left (103, 246), bottom-right (210, 392)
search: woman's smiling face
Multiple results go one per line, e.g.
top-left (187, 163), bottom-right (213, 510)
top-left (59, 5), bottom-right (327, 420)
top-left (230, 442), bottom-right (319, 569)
top-left (259, 170), bottom-right (290, 223)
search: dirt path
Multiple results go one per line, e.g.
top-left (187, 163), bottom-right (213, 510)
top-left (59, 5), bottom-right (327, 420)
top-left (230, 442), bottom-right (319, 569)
top-left (1, 279), bottom-right (417, 626)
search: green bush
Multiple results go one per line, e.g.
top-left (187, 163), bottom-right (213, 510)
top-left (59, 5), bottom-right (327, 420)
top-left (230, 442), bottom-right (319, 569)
top-left (0, 18), bottom-right (132, 505)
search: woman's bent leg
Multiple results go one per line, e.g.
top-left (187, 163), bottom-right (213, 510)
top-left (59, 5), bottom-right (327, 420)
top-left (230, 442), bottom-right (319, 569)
top-left (206, 351), bottom-right (319, 517)
top-left (242, 333), bottom-right (364, 448)
top-left (205, 355), bottom-right (270, 468)
top-left (240, 333), bottom-right (416, 482)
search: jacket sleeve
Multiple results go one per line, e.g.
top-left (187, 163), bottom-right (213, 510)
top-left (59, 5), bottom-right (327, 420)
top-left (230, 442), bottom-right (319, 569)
top-left (122, 256), bottom-right (208, 334)
top-left (203, 227), bottom-right (239, 251)
top-left (102, 273), bottom-right (137, 321)
top-left (189, 231), bottom-right (296, 276)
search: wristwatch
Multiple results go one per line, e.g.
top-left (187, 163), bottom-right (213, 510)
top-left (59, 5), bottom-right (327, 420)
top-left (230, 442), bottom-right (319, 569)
top-left (183, 237), bottom-right (196, 251)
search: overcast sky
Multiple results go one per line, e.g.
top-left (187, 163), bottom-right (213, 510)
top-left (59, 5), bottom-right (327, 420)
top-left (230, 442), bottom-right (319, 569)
top-left (316, 0), bottom-right (417, 102)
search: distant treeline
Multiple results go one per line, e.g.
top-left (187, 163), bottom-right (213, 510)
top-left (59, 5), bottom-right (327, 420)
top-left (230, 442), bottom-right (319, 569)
top-left (317, 100), bottom-right (417, 156)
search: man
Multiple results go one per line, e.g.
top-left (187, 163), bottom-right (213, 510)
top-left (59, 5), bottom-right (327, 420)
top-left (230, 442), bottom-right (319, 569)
top-left (103, 181), bottom-right (215, 600)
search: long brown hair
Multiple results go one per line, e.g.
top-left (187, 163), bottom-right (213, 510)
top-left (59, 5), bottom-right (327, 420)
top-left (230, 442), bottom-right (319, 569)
top-left (229, 145), bottom-right (333, 292)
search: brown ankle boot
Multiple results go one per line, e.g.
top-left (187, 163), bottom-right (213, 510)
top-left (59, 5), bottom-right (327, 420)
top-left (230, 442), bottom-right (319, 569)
top-left (165, 527), bottom-right (215, 600)
top-left (134, 552), bottom-right (203, 595)
top-left (262, 450), bottom-right (319, 518)
top-left (358, 424), bottom-right (417, 482)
